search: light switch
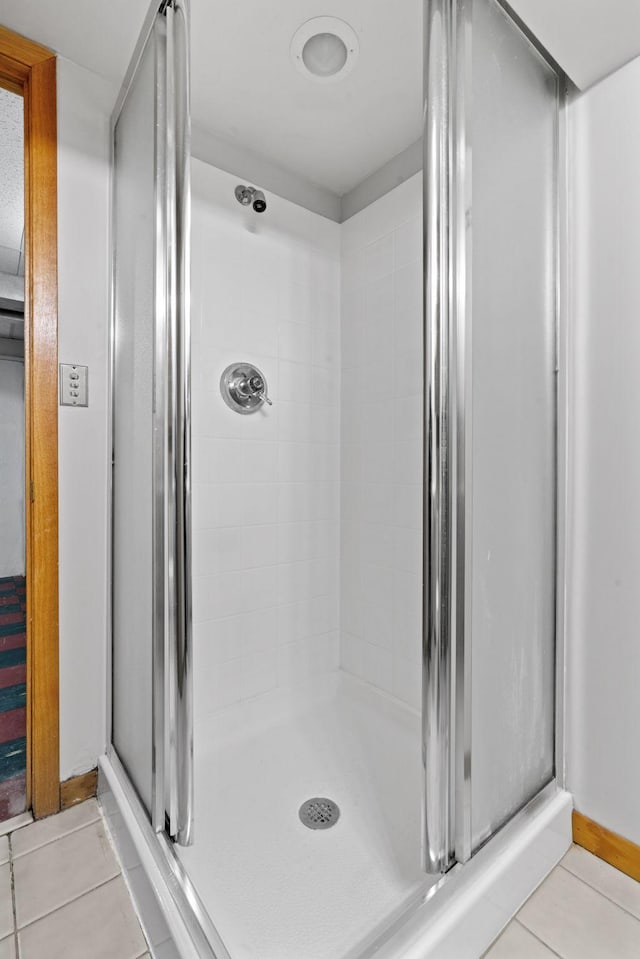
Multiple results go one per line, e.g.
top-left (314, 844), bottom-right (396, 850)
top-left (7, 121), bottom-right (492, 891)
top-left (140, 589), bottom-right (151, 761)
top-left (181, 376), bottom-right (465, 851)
top-left (59, 364), bottom-right (89, 407)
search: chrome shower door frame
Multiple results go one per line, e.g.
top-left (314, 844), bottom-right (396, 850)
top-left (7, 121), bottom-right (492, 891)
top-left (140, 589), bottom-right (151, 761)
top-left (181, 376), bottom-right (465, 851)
top-left (422, 0), bottom-right (456, 875)
top-left (107, 0), bottom-right (194, 846)
top-left (165, 0), bottom-right (194, 849)
top-left (422, 0), bottom-right (569, 873)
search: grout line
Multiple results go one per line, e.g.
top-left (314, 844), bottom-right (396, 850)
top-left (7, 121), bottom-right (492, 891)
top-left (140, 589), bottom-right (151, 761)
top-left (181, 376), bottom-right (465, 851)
top-left (11, 806), bottom-right (101, 861)
top-left (558, 863), bottom-right (640, 925)
top-left (0, 813), bottom-right (33, 840)
top-left (7, 835), bottom-right (19, 958)
top-left (514, 919), bottom-right (564, 958)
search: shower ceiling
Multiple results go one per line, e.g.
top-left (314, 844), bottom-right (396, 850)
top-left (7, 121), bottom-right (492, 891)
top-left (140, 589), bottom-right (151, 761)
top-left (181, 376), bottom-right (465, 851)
top-left (190, 0), bottom-right (423, 195)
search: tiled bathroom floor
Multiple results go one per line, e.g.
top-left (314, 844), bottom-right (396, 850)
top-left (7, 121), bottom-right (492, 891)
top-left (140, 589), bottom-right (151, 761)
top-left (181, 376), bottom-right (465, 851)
top-left (484, 844), bottom-right (640, 958)
top-left (1, 797), bottom-right (639, 958)
top-left (0, 799), bottom-right (149, 959)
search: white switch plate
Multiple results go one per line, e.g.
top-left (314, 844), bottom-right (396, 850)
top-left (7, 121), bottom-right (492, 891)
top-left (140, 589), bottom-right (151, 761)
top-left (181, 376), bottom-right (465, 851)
top-left (59, 363), bottom-right (88, 407)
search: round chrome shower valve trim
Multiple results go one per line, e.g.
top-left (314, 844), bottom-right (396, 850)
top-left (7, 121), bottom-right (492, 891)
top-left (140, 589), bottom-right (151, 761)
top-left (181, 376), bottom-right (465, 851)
top-left (220, 362), bottom-right (272, 414)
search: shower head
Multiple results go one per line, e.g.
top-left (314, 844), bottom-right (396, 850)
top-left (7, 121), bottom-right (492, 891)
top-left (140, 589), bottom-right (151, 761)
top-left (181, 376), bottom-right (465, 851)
top-left (235, 184), bottom-right (267, 213)
top-left (252, 190), bottom-right (267, 213)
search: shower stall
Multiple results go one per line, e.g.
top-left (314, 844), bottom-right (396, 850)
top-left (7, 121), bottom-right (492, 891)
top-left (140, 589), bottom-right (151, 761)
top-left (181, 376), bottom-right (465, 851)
top-left (101, 0), bottom-right (572, 956)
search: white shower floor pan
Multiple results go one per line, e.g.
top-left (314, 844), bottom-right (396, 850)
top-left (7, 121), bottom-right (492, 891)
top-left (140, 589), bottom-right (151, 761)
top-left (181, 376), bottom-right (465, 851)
top-left (99, 673), bottom-right (573, 959)
top-left (177, 672), bottom-right (432, 959)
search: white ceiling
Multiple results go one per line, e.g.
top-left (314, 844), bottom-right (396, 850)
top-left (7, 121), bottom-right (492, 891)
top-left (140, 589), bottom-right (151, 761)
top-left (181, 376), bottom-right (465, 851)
top-left (191, 0), bottom-right (423, 195)
top-left (0, 0), bottom-right (149, 91)
top-left (509, 0), bottom-right (640, 90)
top-left (0, 88), bottom-right (24, 277)
top-left (0, 0), bottom-right (639, 194)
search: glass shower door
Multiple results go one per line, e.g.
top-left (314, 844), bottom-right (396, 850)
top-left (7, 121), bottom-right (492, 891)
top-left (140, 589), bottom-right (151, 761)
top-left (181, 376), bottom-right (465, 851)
top-left (111, 13), bottom-right (161, 819)
top-left (111, 0), bottom-right (193, 843)
top-left (464, 0), bottom-right (558, 853)
top-left (423, 0), bottom-right (560, 871)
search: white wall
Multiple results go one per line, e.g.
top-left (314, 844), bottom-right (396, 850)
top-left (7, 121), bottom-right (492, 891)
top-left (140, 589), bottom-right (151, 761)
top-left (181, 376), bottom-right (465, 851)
top-left (566, 55), bottom-right (640, 845)
top-left (0, 358), bottom-right (24, 577)
top-left (190, 160), bottom-right (341, 720)
top-left (340, 175), bottom-right (423, 711)
top-left (57, 58), bottom-right (113, 779)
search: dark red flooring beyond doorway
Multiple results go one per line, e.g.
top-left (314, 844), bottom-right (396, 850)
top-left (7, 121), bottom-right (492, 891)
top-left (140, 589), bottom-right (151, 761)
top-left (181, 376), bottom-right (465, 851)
top-left (0, 575), bottom-right (27, 821)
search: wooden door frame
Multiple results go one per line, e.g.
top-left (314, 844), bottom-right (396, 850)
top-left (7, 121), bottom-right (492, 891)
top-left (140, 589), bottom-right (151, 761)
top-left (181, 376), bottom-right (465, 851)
top-left (0, 26), bottom-right (59, 819)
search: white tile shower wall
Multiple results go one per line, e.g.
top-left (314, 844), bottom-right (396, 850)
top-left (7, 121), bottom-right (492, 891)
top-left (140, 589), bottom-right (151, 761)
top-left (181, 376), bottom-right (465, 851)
top-left (190, 159), bottom-right (341, 718)
top-left (340, 173), bottom-right (423, 710)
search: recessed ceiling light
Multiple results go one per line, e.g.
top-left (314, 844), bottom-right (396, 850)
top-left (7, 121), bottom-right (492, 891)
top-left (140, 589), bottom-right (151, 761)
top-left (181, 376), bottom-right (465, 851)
top-left (291, 17), bottom-right (359, 83)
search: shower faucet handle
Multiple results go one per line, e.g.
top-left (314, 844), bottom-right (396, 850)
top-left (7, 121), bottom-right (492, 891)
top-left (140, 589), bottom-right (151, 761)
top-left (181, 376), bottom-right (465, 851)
top-left (220, 363), bottom-right (272, 414)
top-left (248, 374), bottom-right (272, 406)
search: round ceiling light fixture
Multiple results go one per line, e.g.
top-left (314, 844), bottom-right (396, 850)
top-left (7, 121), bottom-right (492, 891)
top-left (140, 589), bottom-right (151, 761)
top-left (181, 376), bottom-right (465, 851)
top-left (291, 17), bottom-right (359, 83)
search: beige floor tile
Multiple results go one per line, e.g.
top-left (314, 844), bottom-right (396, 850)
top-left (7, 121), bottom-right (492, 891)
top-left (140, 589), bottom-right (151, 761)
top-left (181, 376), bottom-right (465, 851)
top-left (0, 937), bottom-right (15, 959)
top-left (13, 819), bottom-right (119, 928)
top-left (0, 865), bottom-right (13, 940)
top-left (10, 799), bottom-right (100, 859)
top-left (518, 865), bottom-right (640, 959)
top-left (562, 846), bottom-right (640, 920)
top-left (18, 876), bottom-right (147, 959)
top-left (0, 838), bottom-right (8, 866)
top-left (484, 920), bottom-right (559, 957)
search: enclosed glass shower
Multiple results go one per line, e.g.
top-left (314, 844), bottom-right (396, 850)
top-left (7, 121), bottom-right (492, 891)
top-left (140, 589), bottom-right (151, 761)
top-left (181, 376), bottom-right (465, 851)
top-left (105, 0), bottom-right (567, 956)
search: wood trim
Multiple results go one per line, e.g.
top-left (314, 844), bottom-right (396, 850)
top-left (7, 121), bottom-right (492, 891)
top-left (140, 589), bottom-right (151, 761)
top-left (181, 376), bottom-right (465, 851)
top-left (26, 54), bottom-right (59, 819)
top-left (0, 55), bottom-right (26, 95)
top-left (60, 770), bottom-right (98, 810)
top-left (573, 810), bottom-right (640, 883)
top-left (0, 30), bottom-right (60, 819)
top-left (0, 26), bottom-right (54, 69)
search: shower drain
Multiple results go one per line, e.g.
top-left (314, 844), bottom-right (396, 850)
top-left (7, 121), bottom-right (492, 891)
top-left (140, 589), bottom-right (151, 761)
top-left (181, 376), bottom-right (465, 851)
top-left (299, 797), bottom-right (341, 830)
